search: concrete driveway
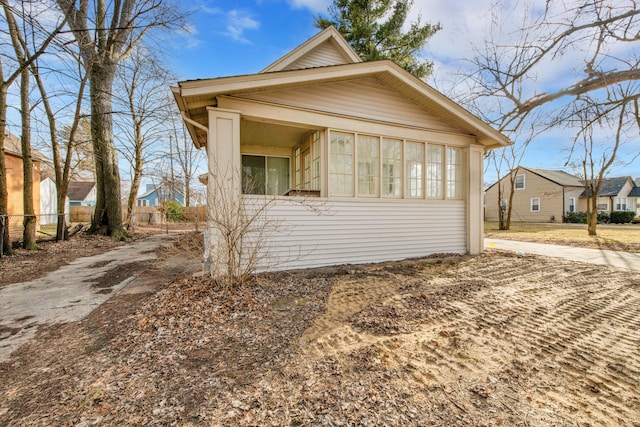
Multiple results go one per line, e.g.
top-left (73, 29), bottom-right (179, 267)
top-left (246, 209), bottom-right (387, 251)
top-left (0, 233), bottom-right (199, 362)
top-left (485, 238), bottom-right (640, 272)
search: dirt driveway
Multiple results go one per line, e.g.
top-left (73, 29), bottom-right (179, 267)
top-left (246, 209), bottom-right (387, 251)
top-left (1, 240), bottom-right (639, 425)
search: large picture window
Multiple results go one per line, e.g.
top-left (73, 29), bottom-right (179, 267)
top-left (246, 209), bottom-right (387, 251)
top-left (330, 132), bottom-right (354, 196)
top-left (357, 135), bottom-right (379, 196)
top-left (242, 155), bottom-right (290, 195)
top-left (405, 142), bottom-right (424, 197)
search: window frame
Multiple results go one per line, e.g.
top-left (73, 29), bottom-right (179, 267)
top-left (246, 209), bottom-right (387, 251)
top-left (568, 197), bottom-right (575, 213)
top-left (530, 197), bottom-right (540, 212)
top-left (515, 174), bottom-right (525, 190)
top-left (241, 154), bottom-right (291, 196)
top-left (327, 129), bottom-right (464, 201)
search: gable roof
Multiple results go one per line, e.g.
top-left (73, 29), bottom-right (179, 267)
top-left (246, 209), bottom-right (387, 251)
top-left (525, 168), bottom-right (583, 187)
top-left (173, 64), bottom-right (510, 151)
top-left (3, 132), bottom-right (48, 162)
top-left (629, 186), bottom-right (640, 197)
top-left (485, 166), bottom-right (582, 191)
top-left (580, 176), bottom-right (634, 197)
top-left (261, 26), bottom-right (362, 73)
top-left (67, 181), bottom-right (95, 201)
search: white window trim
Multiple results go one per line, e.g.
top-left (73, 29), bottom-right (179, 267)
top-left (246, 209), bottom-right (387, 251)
top-left (530, 197), bottom-right (540, 212)
top-left (327, 129), bottom-right (464, 201)
top-left (515, 174), bottom-right (525, 190)
top-left (568, 197), bottom-right (575, 213)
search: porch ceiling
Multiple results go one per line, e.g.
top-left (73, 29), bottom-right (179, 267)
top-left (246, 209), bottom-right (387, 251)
top-left (241, 119), bottom-right (313, 148)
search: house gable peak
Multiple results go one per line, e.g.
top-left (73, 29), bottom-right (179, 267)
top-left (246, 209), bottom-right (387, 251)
top-left (261, 26), bottom-right (362, 73)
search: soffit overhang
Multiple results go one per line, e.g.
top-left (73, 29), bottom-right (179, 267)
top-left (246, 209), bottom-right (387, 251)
top-left (173, 61), bottom-right (511, 150)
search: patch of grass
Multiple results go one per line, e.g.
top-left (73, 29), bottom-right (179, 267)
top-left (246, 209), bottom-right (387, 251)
top-left (484, 221), bottom-right (640, 252)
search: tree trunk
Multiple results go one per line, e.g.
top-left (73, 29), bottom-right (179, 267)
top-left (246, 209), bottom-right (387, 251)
top-left (126, 154), bottom-right (143, 230)
top-left (587, 196), bottom-right (598, 236)
top-left (20, 69), bottom-right (37, 249)
top-left (88, 61), bottom-right (127, 240)
top-left (0, 84), bottom-right (12, 256)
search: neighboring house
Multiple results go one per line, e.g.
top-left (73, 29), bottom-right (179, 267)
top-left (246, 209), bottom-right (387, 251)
top-left (172, 26), bottom-right (510, 272)
top-left (485, 167), bottom-right (584, 223)
top-left (67, 181), bottom-right (96, 206)
top-left (39, 177), bottom-right (70, 225)
top-left (580, 176), bottom-right (638, 215)
top-left (3, 132), bottom-right (44, 239)
top-left (136, 183), bottom-right (185, 207)
top-left (633, 179), bottom-right (640, 218)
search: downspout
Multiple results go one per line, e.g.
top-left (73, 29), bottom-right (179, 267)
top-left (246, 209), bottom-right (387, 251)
top-left (181, 112), bottom-right (209, 135)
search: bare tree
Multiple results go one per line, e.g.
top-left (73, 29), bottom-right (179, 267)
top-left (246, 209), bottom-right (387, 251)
top-left (114, 45), bottom-right (172, 229)
top-left (56, 0), bottom-right (185, 240)
top-left (568, 88), bottom-right (638, 235)
top-left (0, 0), bottom-right (67, 254)
top-left (465, 1), bottom-right (639, 234)
top-left (32, 58), bottom-right (90, 240)
top-left (467, 1), bottom-right (640, 133)
top-left (168, 108), bottom-right (203, 207)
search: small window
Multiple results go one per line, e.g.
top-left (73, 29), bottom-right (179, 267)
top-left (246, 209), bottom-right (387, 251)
top-left (329, 131), bottom-right (354, 196)
top-left (446, 147), bottom-right (462, 199)
top-left (597, 202), bottom-right (608, 211)
top-left (515, 174), bottom-right (525, 190)
top-left (426, 144), bottom-right (443, 198)
top-left (382, 138), bottom-right (402, 197)
top-left (531, 197), bottom-right (540, 212)
top-left (405, 142), bottom-right (424, 198)
top-left (569, 197), bottom-right (575, 213)
top-left (615, 197), bottom-right (627, 211)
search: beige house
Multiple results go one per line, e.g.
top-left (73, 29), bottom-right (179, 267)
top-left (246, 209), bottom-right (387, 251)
top-left (485, 167), bottom-right (584, 223)
top-left (172, 27), bottom-right (510, 272)
top-left (580, 176), bottom-right (639, 215)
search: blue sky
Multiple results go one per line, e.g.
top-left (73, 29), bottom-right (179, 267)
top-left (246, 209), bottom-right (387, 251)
top-left (159, 0), bottom-right (638, 185)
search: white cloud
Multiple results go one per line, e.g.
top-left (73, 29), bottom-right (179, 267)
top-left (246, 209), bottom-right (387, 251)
top-left (223, 9), bottom-right (261, 43)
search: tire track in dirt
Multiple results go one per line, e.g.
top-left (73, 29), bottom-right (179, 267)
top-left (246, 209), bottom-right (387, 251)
top-left (298, 253), bottom-right (640, 425)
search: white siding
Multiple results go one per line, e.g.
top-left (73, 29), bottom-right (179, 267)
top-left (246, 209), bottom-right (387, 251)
top-left (284, 40), bottom-right (350, 70)
top-left (224, 196), bottom-right (466, 272)
top-left (237, 77), bottom-right (457, 132)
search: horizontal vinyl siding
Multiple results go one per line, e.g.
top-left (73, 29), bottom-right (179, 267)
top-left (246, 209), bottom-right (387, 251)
top-left (233, 197), bottom-right (466, 271)
top-left (236, 77), bottom-right (457, 132)
top-left (485, 170), bottom-right (565, 222)
top-left (285, 41), bottom-right (349, 70)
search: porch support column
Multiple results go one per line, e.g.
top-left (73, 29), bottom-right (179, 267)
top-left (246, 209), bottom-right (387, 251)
top-left (466, 144), bottom-right (485, 255)
top-left (205, 107), bottom-right (241, 276)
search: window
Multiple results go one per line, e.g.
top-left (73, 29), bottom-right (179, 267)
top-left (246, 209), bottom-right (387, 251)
top-left (569, 197), bottom-right (575, 213)
top-left (597, 202), bottom-right (608, 211)
top-left (426, 144), bottom-right (443, 198)
top-left (242, 155), bottom-right (290, 195)
top-left (405, 142), bottom-right (424, 197)
top-left (382, 138), bottom-right (402, 197)
top-left (137, 199), bottom-right (148, 207)
top-left (515, 174), bottom-right (525, 190)
top-left (311, 131), bottom-right (321, 190)
top-left (357, 135), bottom-right (379, 196)
top-left (446, 147), bottom-right (462, 199)
top-left (615, 197), bottom-right (627, 211)
top-left (330, 132), bottom-right (354, 196)
top-left (531, 197), bottom-right (540, 212)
